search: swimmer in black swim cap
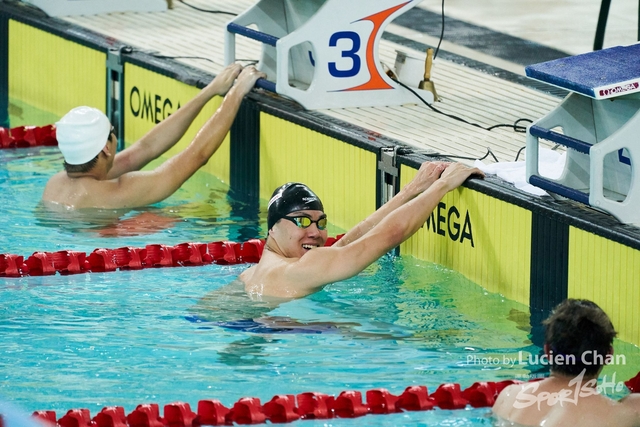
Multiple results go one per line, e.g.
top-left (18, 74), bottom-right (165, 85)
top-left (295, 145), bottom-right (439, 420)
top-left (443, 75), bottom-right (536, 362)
top-left (267, 182), bottom-right (325, 230)
top-left (264, 182), bottom-right (328, 258)
top-left (240, 161), bottom-right (483, 299)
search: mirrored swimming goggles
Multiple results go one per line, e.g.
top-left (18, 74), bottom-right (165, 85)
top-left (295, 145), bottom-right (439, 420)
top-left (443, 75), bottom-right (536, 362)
top-left (281, 215), bottom-right (327, 230)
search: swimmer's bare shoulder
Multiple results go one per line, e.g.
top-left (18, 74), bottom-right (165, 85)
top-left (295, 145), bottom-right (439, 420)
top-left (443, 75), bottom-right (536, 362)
top-left (238, 264), bottom-right (256, 284)
top-left (493, 382), bottom-right (640, 427)
top-left (238, 262), bottom-right (286, 297)
top-left (42, 172), bottom-right (113, 209)
top-left (42, 172), bottom-right (76, 208)
top-left (492, 383), bottom-right (523, 420)
top-left (237, 251), bottom-right (307, 299)
top-left (621, 394), bottom-right (640, 425)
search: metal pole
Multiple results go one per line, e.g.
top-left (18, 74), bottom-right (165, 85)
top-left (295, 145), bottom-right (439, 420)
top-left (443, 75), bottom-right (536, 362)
top-left (593, 0), bottom-right (611, 51)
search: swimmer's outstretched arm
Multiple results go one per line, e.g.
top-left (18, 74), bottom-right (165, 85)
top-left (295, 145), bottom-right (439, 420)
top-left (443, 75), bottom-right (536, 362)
top-left (285, 163), bottom-right (484, 295)
top-left (334, 161), bottom-right (447, 247)
top-left (94, 66), bottom-right (265, 209)
top-left (107, 63), bottom-right (244, 179)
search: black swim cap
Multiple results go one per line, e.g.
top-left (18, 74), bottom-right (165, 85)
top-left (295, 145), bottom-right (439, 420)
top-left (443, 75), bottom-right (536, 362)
top-left (267, 182), bottom-right (324, 230)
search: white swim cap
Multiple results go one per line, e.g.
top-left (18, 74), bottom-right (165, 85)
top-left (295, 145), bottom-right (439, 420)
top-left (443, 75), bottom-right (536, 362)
top-left (56, 106), bottom-right (111, 165)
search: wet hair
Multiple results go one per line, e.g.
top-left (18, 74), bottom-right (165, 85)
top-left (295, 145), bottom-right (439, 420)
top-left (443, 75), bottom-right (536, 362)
top-left (543, 299), bottom-right (617, 376)
top-left (267, 182), bottom-right (324, 230)
top-left (63, 153), bottom-right (99, 174)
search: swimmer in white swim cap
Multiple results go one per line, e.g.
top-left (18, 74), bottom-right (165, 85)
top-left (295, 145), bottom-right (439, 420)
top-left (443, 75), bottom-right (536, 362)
top-left (42, 64), bottom-right (266, 210)
top-left (56, 106), bottom-right (112, 166)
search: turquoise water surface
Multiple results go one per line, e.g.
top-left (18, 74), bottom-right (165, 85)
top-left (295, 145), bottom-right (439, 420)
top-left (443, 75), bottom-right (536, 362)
top-left (1, 103), bottom-right (638, 426)
top-left (0, 144), bottom-right (528, 426)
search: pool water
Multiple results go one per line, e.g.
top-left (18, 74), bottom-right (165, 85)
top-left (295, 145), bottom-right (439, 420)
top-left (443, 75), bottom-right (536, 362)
top-left (1, 256), bottom-right (527, 426)
top-left (0, 144), bottom-right (264, 253)
top-left (1, 102), bottom-right (638, 426)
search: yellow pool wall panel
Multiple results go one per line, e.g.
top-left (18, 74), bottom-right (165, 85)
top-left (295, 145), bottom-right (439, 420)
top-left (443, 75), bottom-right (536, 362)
top-left (259, 113), bottom-right (376, 232)
top-left (123, 63), bottom-right (229, 184)
top-left (568, 227), bottom-right (640, 346)
top-left (8, 20), bottom-right (105, 118)
top-left (399, 164), bottom-right (531, 305)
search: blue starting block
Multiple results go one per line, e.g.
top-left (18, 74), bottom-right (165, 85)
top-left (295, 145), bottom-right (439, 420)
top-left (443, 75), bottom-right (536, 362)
top-left (224, 0), bottom-right (435, 110)
top-left (525, 43), bottom-right (640, 224)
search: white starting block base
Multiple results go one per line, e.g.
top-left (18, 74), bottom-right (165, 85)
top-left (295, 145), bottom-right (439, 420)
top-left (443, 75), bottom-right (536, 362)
top-left (525, 43), bottom-right (640, 224)
top-left (20, 0), bottom-right (167, 17)
top-left (225, 0), bottom-right (434, 110)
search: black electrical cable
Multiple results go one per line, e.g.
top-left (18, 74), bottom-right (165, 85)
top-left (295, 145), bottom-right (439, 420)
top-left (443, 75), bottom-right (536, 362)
top-left (152, 55), bottom-right (216, 63)
top-left (393, 78), bottom-right (481, 129)
top-left (177, 0), bottom-right (237, 16)
top-left (514, 141), bottom-right (561, 162)
top-left (411, 0), bottom-right (531, 163)
top-left (433, 0), bottom-right (445, 60)
top-left (397, 146), bottom-right (500, 163)
top-left (391, 78), bottom-right (540, 163)
top-left (393, 78), bottom-right (534, 136)
top-left (487, 118), bottom-right (532, 133)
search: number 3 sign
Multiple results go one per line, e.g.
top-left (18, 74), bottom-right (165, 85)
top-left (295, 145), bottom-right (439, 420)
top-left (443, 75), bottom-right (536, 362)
top-left (225, 0), bottom-right (432, 110)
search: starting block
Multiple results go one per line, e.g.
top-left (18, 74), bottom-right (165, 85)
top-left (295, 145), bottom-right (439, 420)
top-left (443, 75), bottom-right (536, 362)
top-left (525, 43), bottom-right (640, 224)
top-left (224, 0), bottom-right (435, 110)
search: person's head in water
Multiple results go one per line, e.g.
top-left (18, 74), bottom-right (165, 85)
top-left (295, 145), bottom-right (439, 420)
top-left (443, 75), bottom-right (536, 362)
top-left (56, 106), bottom-right (116, 174)
top-left (543, 299), bottom-right (617, 377)
top-left (266, 183), bottom-right (327, 257)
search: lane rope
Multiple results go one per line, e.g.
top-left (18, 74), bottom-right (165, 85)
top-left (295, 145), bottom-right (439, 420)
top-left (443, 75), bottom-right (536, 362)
top-left (0, 125), bottom-right (57, 149)
top-left (22, 371), bottom-right (640, 426)
top-left (0, 236), bottom-right (344, 278)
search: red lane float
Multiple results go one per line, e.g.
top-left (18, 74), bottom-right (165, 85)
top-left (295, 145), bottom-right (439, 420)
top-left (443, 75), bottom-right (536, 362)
top-left (295, 392), bottom-right (333, 419)
top-left (0, 125), bottom-right (57, 149)
top-left (0, 236), bottom-right (345, 278)
top-left (262, 395), bottom-right (299, 423)
top-left (626, 371), bottom-right (640, 392)
top-left (24, 372), bottom-right (640, 426)
top-left (58, 409), bottom-right (92, 427)
top-left (395, 385), bottom-right (433, 411)
top-left (366, 389), bottom-right (400, 414)
top-left (195, 401), bottom-right (228, 426)
top-left (94, 407), bottom-right (127, 427)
